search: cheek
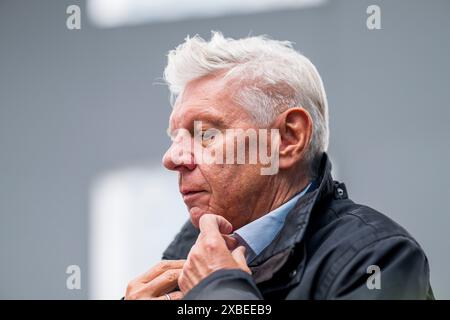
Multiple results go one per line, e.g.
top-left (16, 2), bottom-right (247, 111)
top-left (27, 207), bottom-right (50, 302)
top-left (199, 164), bottom-right (229, 199)
top-left (194, 164), bottom-right (268, 227)
top-left (205, 164), bottom-right (261, 203)
top-left (192, 165), bottom-right (230, 215)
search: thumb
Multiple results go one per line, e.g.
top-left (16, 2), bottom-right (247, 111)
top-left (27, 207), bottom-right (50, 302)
top-left (231, 246), bottom-right (251, 274)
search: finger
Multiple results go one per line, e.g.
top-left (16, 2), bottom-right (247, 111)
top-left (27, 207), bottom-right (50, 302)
top-left (140, 269), bottom-right (182, 297)
top-left (139, 260), bottom-right (185, 283)
top-left (223, 234), bottom-right (239, 250)
top-left (199, 213), bottom-right (233, 235)
top-left (152, 291), bottom-right (184, 300)
top-left (169, 291), bottom-right (184, 300)
top-left (231, 246), bottom-right (251, 274)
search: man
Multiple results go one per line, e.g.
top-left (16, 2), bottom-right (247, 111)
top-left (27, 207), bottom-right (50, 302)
top-left (125, 32), bottom-right (433, 300)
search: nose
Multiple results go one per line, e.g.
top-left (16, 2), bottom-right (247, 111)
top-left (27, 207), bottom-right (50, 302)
top-left (162, 139), bottom-right (196, 172)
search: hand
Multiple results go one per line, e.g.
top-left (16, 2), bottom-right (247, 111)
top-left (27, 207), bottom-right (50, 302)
top-left (125, 260), bottom-right (185, 300)
top-left (178, 214), bottom-right (251, 293)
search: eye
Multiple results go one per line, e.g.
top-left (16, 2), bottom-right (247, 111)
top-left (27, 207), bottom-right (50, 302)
top-left (202, 131), bottom-right (215, 141)
top-left (200, 130), bottom-right (220, 147)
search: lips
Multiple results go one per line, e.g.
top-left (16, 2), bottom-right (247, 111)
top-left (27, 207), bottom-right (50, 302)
top-left (180, 189), bottom-right (207, 204)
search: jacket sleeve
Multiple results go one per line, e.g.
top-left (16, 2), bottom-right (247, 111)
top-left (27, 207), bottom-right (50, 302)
top-left (323, 235), bottom-right (433, 299)
top-left (183, 269), bottom-right (264, 300)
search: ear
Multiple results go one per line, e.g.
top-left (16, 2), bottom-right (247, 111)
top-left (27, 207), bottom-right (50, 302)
top-left (274, 107), bottom-right (313, 170)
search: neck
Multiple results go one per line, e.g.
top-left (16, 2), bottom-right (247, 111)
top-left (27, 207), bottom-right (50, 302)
top-left (246, 169), bottom-right (310, 224)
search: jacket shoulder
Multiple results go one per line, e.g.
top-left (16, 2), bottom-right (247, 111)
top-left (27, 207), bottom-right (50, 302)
top-left (306, 199), bottom-right (432, 299)
top-left (324, 199), bottom-right (420, 247)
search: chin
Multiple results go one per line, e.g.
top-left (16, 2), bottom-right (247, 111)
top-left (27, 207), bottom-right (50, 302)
top-left (189, 207), bottom-right (208, 228)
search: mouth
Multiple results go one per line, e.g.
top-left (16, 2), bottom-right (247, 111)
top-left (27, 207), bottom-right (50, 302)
top-left (180, 190), bottom-right (207, 204)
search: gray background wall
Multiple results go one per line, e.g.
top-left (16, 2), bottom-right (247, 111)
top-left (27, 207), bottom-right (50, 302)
top-left (1, 0), bottom-right (449, 299)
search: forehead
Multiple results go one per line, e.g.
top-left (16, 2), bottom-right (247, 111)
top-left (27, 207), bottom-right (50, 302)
top-left (168, 74), bottom-right (244, 131)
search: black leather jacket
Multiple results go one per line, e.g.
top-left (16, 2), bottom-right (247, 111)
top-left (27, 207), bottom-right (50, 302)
top-left (162, 153), bottom-right (434, 299)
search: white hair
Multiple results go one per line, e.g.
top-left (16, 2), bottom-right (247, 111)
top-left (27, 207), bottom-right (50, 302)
top-left (164, 32), bottom-right (329, 178)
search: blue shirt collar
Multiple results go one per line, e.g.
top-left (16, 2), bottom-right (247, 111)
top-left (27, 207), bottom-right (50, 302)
top-left (233, 182), bottom-right (312, 262)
